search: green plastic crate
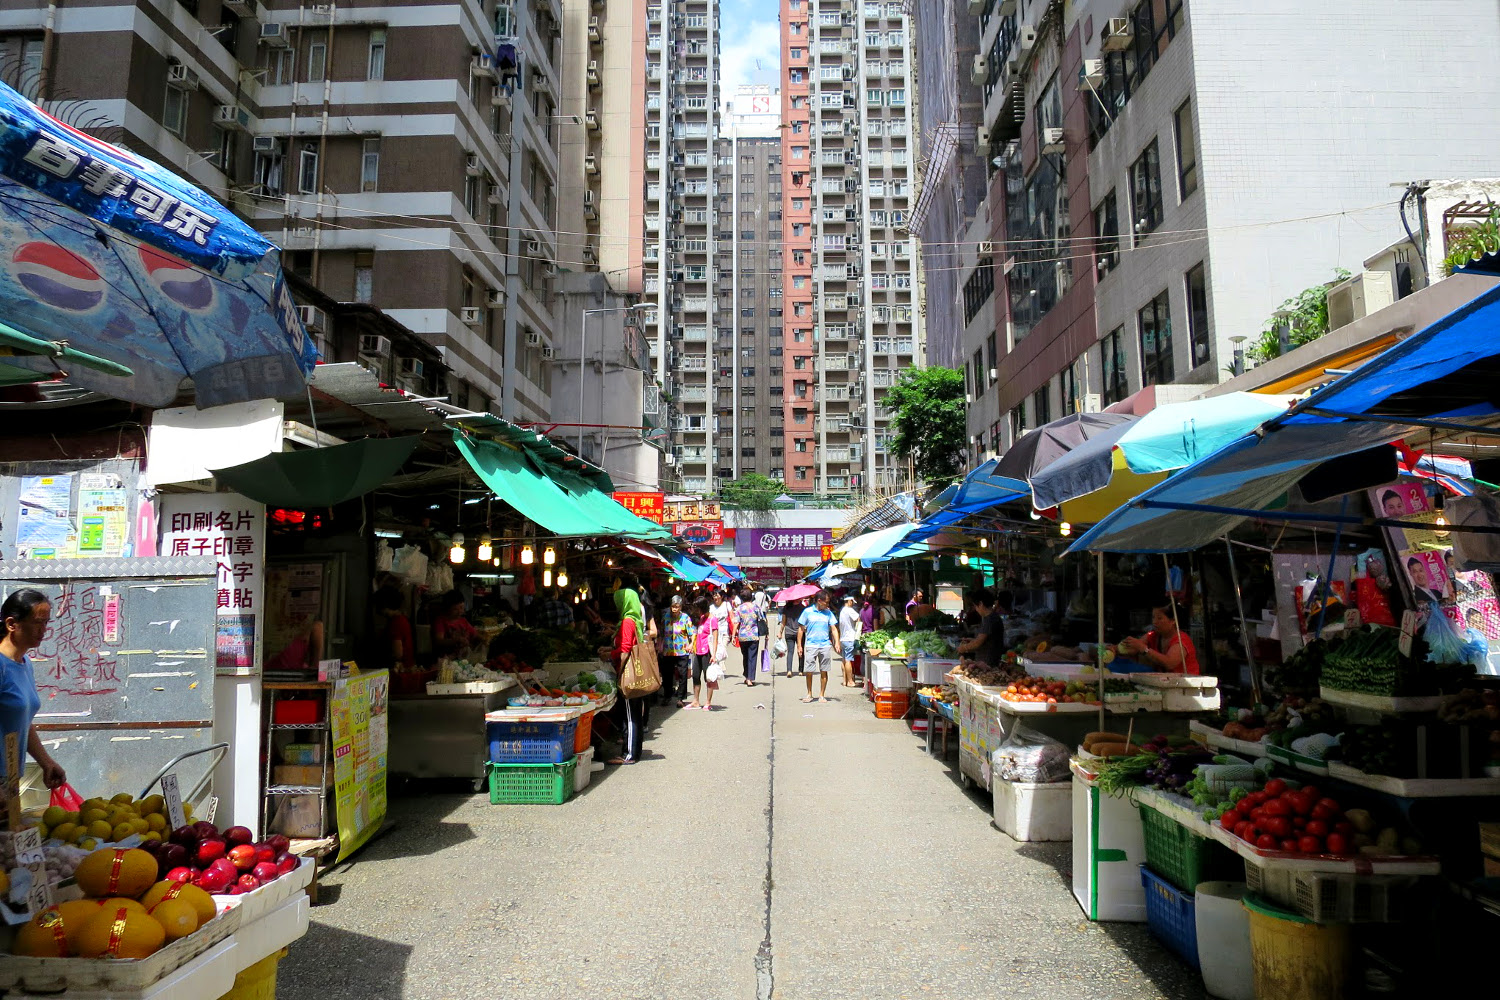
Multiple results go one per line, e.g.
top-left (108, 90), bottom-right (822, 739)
top-left (1138, 803), bottom-right (1243, 892)
top-left (487, 759), bottom-right (577, 805)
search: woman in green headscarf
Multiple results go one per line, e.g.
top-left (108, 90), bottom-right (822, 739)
top-left (608, 586), bottom-right (649, 765)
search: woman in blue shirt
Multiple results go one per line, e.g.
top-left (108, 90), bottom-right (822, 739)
top-left (1, 589), bottom-right (66, 791)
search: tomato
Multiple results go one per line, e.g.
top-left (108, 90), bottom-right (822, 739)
top-left (1325, 832), bottom-right (1349, 855)
top-left (1316, 797), bottom-right (1342, 815)
top-left (1291, 816), bottom-right (1307, 830)
top-left (1263, 817), bottom-right (1291, 838)
top-left (1305, 819), bottom-right (1329, 837)
top-left (1311, 802), bottom-right (1339, 821)
top-left (1298, 835), bottom-right (1323, 854)
top-left (1280, 838), bottom-right (1300, 852)
top-left (1256, 834), bottom-right (1279, 850)
top-left (1248, 807), bottom-right (1265, 824)
top-left (1234, 821), bottom-right (1254, 840)
top-left (1334, 821), bottom-right (1354, 834)
top-left (1263, 778), bottom-right (1287, 796)
top-left (1262, 798), bottom-right (1290, 817)
top-left (1289, 792), bottom-right (1314, 816)
top-left (1244, 791), bottom-right (1267, 808)
top-left (1300, 785), bottom-right (1320, 802)
top-left (1220, 810), bottom-right (1242, 829)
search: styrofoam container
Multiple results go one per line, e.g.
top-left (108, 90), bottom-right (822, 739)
top-left (1164, 686), bottom-right (1221, 711)
top-left (869, 656), bottom-right (913, 690)
top-left (914, 656), bottom-right (959, 684)
top-left (1195, 881), bottom-right (1255, 1000)
top-left (1072, 761), bottom-right (1147, 922)
top-left (574, 746), bottom-right (596, 793)
top-left (993, 780), bottom-right (1072, 842)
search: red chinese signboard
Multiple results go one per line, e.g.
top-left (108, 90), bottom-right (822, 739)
top-left (662, 498), bottom-right (722, 524)
top-left (821, 544), bottom-right (834, 562)
top-left (672, 520), bottom-right (724, 545)
top-left (612, 491), bottom-right (665, 523)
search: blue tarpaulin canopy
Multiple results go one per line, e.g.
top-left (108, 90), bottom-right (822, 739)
top-left (0, 81), bottom-right (316, 405)
top-left (1067, 282), bottom-right (1500, 554)
top-left (665, 550), bottom-right (720, 583)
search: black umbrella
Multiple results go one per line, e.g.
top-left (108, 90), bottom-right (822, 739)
top-left (993, 411), bottom-right (1136, 482)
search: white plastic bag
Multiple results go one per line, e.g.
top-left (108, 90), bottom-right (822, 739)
top-left (992, 724), bottom-right (1071, 784)
top-left (705, 661), bottom-right (724, 684)
top-left (774, 638), bottom-right (788, 656)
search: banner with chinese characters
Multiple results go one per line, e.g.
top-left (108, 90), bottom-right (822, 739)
top-left (663, 498), bottom-right (721, 524)
top-left (734, 528), bottom-right (833, 559)
top-left (161, 494), bottom-right (265, 674)
top-left (331, 668), bottom-right (388, 862)
top-left (612, 491), bottom-right (665, 523)
top-left (671, 520), bottom-right (724, 545)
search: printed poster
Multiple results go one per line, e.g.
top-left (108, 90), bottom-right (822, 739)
top-left (76, 473), bottom-right (129, 557)
top-left (16, 474), bottom-right (73, 558)
top-left (331, 668), bottom-right (389, 862)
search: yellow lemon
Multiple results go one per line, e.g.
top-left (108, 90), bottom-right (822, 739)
top-left (42, 805), bottom-right (67, 827)
top-left (81, 808), bottom-right (109, 826)
top-left (129, 817), bottom-right (150, 835)
top-left (87, 820), bottom-right (113, 841)
top-left (110, 822), bottom-right (136, 843)
top-left (111, 792), bottom-right (135, 805)
top-left (140, 795), bottom-right (165, 816)
top-left (146, 813), bottom-right (166, 833)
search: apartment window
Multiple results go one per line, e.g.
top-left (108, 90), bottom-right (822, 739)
top-left (265, 47), bottom-right (294, 86)
top-left (1186, 263), bottom-right (1210, 370)
top-left (789, 69), bottom-right (805, 83)
top-left (297, 146), bottom-right (318, 194)
top-left (789, 47), bottom-right (803, 59)
top-left (1091, 190), bottom-right (1120, 278)
top-left (1129, 139), bottom-right (1163, 234)
top-left (1101, 327), bottom-right (1129, 405)
top-left (888, 88), bottom-right (906, 106)
top-left (985, 332), bottom-right (997, 381)
top-left (307, 41), bottom-right (327, 82)
top-left (1032, 386), bottom-right (1051, 427)
top-left (368, 28), bottom-right (386, 80)
top-left (866, 88), bottom-right (882, 105)
top-left (360, 138), bottom-right (380, 193)
top-left (1174, 98), bottom-right (1198, 199)
top-left (162, 84), bottom-right (187, 138)
top-left (1061, 362), bottom-right (1079, 415)
top-left (1138, 290), bottom-right (1173, 386)
top-left (354, 260), bottom-right (373, 303)
top-left (792, 146), bottom-right (807, 159)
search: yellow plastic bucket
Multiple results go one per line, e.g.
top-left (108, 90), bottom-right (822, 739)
top-left (1243, 894), bottom-right (1352, 1000)
top-left (218, 948), bottom-right (288, 1000)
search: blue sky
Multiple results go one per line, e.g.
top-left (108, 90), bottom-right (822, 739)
top-left (720, 0), bottom-right (780, 111)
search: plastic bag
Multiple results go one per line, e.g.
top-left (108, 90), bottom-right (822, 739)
top-left (705, 661), bottom-right (724, 684)
top-left (991, 724), bottom-right (1071, 784)
top-left (774, 638), bottom-right (788, 656)
top-left (50, 783), bottom-right (85, 811)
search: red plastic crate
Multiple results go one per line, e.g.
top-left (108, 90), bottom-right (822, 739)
top-left (573, 709), bottom-right (594, 754)
top-left (874, 690), bottom-right (910, 719)
top-left (272, 700), bottom-right (321, 726)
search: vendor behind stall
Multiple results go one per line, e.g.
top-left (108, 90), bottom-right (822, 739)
top-left (373, 586), bottom-right (414, 672)
top-left (432, 589), bottom-right (481, 655)
top-left (1116, 599), bottom-right (1199, 675)
top-left (955, 588), bottom-right (1010, 666)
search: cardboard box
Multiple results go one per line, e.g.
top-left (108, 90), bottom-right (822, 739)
top-left (269, 794), bottom-right (325, 839)
top-left (1480, 822), bottom-right (1500, 859)
top-left (273, 765), bottom-right (330, 789)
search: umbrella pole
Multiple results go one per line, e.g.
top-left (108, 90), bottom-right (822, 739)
top-left (1224, 537), bottom-right (1262, 705)
top-left (1096, 550), bottom-right (1105, 734)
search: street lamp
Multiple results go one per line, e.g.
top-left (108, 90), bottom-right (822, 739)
top-left (579, 302), bottom-right (652, 453)
top-left (1229, 335), bottom-right (1248, 376)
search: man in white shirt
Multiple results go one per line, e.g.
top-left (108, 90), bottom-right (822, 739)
top-left (837, 595), bottom-right (863, 688)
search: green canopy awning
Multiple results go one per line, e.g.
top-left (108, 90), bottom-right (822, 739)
top-left (0, 319), bottom-right (134, 386)
top-left (453, 431), bottom-right (672, 541)
top-left (210, 436), bottom-right (421, 507)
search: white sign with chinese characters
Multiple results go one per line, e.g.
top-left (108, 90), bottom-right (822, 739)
top-left (161, 494), bottom-right (265, 675)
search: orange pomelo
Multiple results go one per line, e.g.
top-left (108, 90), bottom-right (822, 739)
top-left (75, 848), bottom-right (157, 899)
top-left (75, 905), bottom-right (166, 959)
top-left (14, 900), bottom-right (101, 956)
top-left (148, 897), bottom-right (199, 940)
top-left (141, 880), bottom-right (216, 926)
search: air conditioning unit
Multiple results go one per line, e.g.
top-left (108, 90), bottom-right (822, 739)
top-left (473, 53), bottom-right (495, 78)
top-left (585, 153), bottom-right (599, 174)
top-left (541, 346), bottom-right (555, 359)
top-left (167, 63), bottom-right (199, 91)
top-left (223, 0), bottom-right (258, 16)
top-left (970, 54), bottom-right (988, 85)
top-left (491, 90), bottom-right (511, 109)
top-left (977, 240), bottom-right (994, 255)
top-left (587, 16), bottom-right (601, 42)
top-left (1017, 25), bottom-right (1037, 52)
top-left (524, 331), bottom-right (542, 347)
top-left (988, 368), bottom-right (998, 381)
top-left (295, 305), bottom-right (326, 332)
top-left (584, 191), bottom-right (598, 217)
top-left (1080, 58), bottom-right (1104, 90)
top-left (585, 109), bottom-right (599, 131)
top-left (465, 154), bottom-right (481, 176)
top-left (486, 189), bottom-right (503, 205)
top-left (1006, 53), bottom-right (1020, 75)
top-left (251, 135), bottom-right (279, 153)
top-left (359, 334), bottom-right (391, 356)
top-left (292, 226), bottom-right (314, 239)
top-left (487, 290), bottom-right (505, 307)
top-left (461, 306), bottom-right (484, 326)
top-left (583, 246), bottom-right (598, 265)
top-left (586, 60), bottom-right (601, 87)
top-left (1326, 270), bottom-right (1395, 332)
top-left (399, 357), bottom-right (425, 378)
top-left (533, 75), bottom-right (553, 97)
top-left (213, 105), bottom-right (252, 132)
top-left (1041, 126), bottom-right (1065, 154)
top-left (258, 21), bottom-right (289, 46)
top-left (966, 0), bottom-right (985, 12)
top-left (976, 125), bottom-right (990, 148)
top-left (1102, 16), bottom-right (1133, 51)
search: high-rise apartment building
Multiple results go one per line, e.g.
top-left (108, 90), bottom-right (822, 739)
top-left (716, 85), bottom-right (783, 481)
top-left (959, 0), bottom-right (1500, 464)
top-left (641, 0), bottom-right (720, 494)
top-left (781, 0), bottom-right (922, 499)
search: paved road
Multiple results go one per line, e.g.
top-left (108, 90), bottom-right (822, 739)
top-left (280, 641), bottom-right (1205, 999)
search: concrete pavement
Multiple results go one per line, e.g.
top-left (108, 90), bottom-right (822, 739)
top-left (279, 643), bottom-right (1205, 999)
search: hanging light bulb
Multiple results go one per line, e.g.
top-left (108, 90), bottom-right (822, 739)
top-left (574, 592), bottom-right (581, 604)
top-left (492, 558), bottom-right (500, 567)
top-left (543, 568), bottom-right (554, 587)
top-left (520, 543), bottom-right (535, 565)
top-left (1029, 510), bottom-right (1041, 521)
top-left (1059, 522), bottom-right (1072, 537)
top-left (449, 532), bottom-right (466, 564)
top-left (557, 569), bottom-right (569, 587)
top-left (543, 545), bottom-right (557, 566)
top-left (980, 536), bottom-right (989, 548)
top-left (959, 551), bottom-right (970, 566)
top-left (476, 535), bottom-right (493, 562)
top-left (1434, 494), bottom-right (1450, 537)
top-left (606, 556), bottom-right (614, 567)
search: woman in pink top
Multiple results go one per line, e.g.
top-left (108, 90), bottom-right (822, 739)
top-left (684, 598), bottom-right (720, 711)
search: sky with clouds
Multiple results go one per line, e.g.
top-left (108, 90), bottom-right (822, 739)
top-left (720, 0), bottom-right (781, 112)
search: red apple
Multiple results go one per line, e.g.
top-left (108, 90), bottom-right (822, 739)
top-left (195, 838), bottom-right (227, 865)
top-left (223, 882), bottom-right (246, 896)
top-left (228, 844), bottom-right (258, 870)
top-left (252, 844), bottom-right (276, 866)
top-left (170, 825), bottom-right (199, 847)
top-left (274, 852), bottom-right (299, 875)
top-left (252, 862), bottom-right (279, 883)
top-left (223, 826), bottom-right (255, 847)
top-left (236, 874), bottom-right (260, 891)
top-left (265, 834), bottom-right (291, 854)
top-left (166, 866), bottom-right (196, 884)
top-left (159, 844), bottom-right (188, 871)
top-left (192, 821), bottom-right (220, 840)
top-left (195, 868), bottom-right (231, 893)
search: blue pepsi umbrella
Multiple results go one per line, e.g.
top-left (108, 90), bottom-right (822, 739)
top-left (0, 82), bottom-right (316, 406)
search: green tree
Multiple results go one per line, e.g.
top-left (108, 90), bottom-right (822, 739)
top-left (720, 473), bottom-right (786, 511)
top-left (885, 366), bottom-right (967, 486)
top-left (1247, 269), bottom-right (1351, 364)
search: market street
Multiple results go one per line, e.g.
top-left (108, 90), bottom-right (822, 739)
top-left (280, 637), bottom-right (1203, 999)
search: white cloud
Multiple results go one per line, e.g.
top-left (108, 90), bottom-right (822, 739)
top-left (720, 19), bottom-right (781, 114)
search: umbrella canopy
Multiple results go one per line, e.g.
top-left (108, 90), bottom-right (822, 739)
top-left (210, 436), bottom-right (421, 507)
top-left (994, 411), bottom-right (1135, 481)
top-left (0, 318), bottom-right (132, 386)
top-left (0, 82), bottom-right (316, 406)
top-left (831, 522), bottom-right (917, 567)
top-left (773, 582), bottom-right (821, 603)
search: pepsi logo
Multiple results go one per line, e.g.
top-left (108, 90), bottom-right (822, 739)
top-left (139, 245), bottom-right (215, 312)
top-left (11, 241), bottom-right (107, 312)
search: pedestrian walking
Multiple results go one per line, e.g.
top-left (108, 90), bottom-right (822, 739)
top-left (837, 595), bottom-right (863, 688)
top-left (660, 594), bottom-right (694, 707)
top-left (606, 586), bottom-right (650, 765)
top-left (684, 599), bottom-right (719, 711)
top-left (778, 599), bottom-right (806, 676)
top-left (797, 591), bottom-right (841, 704)
top-left (735, 587), bottom-right (765, 686)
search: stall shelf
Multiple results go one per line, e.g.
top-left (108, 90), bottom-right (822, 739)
top-left (1317, 687), bottom-right (1448, 714)
top-left (1189, 720), bottom-right (1269, 759)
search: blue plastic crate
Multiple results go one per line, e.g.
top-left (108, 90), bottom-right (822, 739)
top-left (1140, 865), bottom-right (1199, 969)
top-left (486, 717), bottom-right (579, 764)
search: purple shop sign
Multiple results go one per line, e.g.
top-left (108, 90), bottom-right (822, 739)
top-left (734, 528), bottom-right (833, 559)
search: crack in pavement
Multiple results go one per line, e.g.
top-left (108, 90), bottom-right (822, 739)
top-left (755, 636), bottom-right (778, 999)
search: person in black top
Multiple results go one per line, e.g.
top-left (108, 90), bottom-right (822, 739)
top-left (956, 588), bottom-right (1011, 666)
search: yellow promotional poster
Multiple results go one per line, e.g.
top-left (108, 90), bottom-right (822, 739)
top-left (330, 668), bottom-right (389, 861)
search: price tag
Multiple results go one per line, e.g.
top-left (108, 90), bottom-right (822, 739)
top-left (161, 772), bottom-right (186, 831)
top-left (1344, 607), bottom-right (1361, 630)
top-left (1399, 609), bottom-right (1418, 657)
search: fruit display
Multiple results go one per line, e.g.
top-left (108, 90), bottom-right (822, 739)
top-left (1001, 676), bottom-right (1099, 705)
top-left (144, 823), bottom-right (298, 895)
top-left (509, 677), bottom-right (610, 707)
top-left (916, 684), bottom-right (957, 705)
top-left (1214, 779), bottom-right (1423, 857)
top-left (31, 792), bottom-right (174, 855)
top-left (950, 659), bottom-right (1025, 687)
top-left (1081, 731), bottom-right (1142, 758)
top-left (1089, 736), bottom-right (1216, 795)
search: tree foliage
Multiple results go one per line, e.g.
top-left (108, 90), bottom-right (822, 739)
top-left (884, 366), bottom-right (967, 486)
top-left (1247, 268), bottom-right (1351, 364)
top-left (720, 473), bottom-right (786, 511)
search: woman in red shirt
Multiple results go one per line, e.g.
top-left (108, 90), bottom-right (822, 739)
top-left (1118, 600), bottom-right (1200, 675)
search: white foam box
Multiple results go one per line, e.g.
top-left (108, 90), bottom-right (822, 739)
top-left (993, 780), bottom-right (1073, 842)
top-left (869, 657), bottom-right (913, 690)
